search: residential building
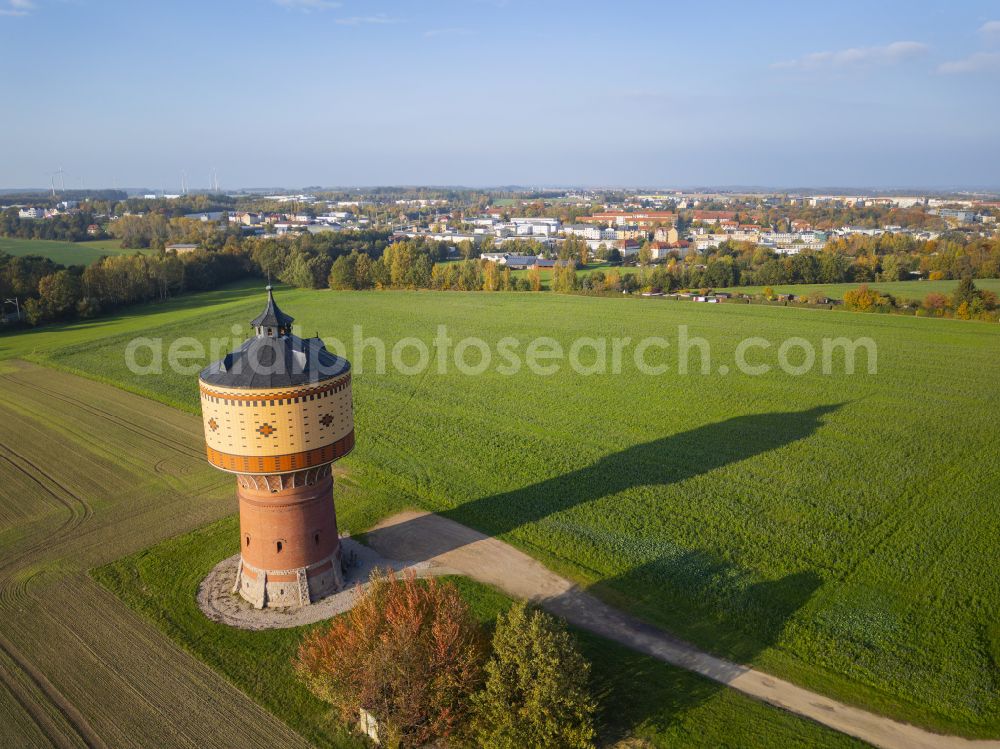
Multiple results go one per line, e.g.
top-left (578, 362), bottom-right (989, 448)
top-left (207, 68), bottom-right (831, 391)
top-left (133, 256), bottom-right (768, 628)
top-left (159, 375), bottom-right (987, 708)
top-left (582, 210), bottom-right (675, 228)
top-left (654, 226), bottom-right (680, 244)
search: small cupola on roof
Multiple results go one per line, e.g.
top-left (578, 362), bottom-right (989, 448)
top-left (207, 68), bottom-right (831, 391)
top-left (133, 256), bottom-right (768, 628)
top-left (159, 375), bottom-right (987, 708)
top-left (250, 285), bottom-right (294, 337)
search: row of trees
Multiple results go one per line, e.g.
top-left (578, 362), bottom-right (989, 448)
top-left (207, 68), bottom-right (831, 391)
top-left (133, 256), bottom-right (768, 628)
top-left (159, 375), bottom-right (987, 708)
top-left (653, 234), bottom-right (1000, 290)
top-left (296, 571), bottom-right (595, 749)
top-left (8, 221), bottom-right (1000, 328)
top-left (760, 204), bottom-right (947, 231)
top-left (2, 249), bottom-right (250, 325)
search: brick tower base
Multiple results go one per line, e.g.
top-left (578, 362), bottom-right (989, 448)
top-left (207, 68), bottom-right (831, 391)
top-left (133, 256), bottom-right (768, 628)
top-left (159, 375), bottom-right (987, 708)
top-left (232, 467), bottom-right (344, 609)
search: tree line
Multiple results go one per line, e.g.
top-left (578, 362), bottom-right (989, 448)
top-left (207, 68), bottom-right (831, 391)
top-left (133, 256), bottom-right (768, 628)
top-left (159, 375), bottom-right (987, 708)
top-left (6, 222), bottom-right (1000, 329)
top-left (1, 249), bottom-right (250, 325)
top-left (672, 234), bottom-right (1000, 289)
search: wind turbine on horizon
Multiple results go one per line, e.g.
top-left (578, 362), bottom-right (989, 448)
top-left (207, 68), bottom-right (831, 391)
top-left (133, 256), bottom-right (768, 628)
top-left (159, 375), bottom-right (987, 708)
top-left (47, 167), bottom-right (66, 196)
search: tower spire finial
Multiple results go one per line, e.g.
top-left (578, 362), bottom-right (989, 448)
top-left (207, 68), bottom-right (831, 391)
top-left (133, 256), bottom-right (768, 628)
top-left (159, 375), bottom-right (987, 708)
top-left (250, 283), bottom-right (294, 336)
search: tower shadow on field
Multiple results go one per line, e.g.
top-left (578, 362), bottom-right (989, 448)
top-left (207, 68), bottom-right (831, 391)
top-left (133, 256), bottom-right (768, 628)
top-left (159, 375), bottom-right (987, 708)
top-left (367, 403), bottom-right (842, 562)
top-left (364, 404), bottom-right (838, 737)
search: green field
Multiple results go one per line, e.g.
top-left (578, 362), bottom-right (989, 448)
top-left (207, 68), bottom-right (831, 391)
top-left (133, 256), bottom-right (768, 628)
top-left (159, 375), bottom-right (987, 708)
top-left (509, 262), bottom-right (616, 289)
top-left (6, 285), bottom-right (999, 739)
top-left (0, 361), bottom-right (863, 747)
top-left (716, 278), bottom-right (1000, 301)
top-left (0, 236), bottom-right (153, 265)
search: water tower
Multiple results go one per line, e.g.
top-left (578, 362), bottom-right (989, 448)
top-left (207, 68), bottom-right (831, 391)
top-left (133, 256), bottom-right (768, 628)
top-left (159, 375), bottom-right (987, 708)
top-left (199, 287), bottom-right (354, 608)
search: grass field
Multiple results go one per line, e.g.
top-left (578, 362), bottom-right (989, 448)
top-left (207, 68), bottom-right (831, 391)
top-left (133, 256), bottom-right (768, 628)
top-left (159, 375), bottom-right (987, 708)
top-left (4, 285), bottom-right (1000, 740)
top-left (715, 278), bottom-right (1000, 301)
top-left (0, 362), bottom-right (315, 748)
top-left (13, 286), bottom-right (1000, 734)
top-left (95, 518), bottom-right (864, 748)
top-left (0, 236), bottom-right (152, 266)
top-left (0, 361), bottom-right (862, 748)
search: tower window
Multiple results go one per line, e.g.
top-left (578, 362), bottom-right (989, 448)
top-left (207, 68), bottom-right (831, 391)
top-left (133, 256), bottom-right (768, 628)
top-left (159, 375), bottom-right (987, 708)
top-left (276, 540), bottom-right (283, 553)
top-left (314, 533), bottom-right (320, 545)
top-left (245, 535), bottom-right (251, 547)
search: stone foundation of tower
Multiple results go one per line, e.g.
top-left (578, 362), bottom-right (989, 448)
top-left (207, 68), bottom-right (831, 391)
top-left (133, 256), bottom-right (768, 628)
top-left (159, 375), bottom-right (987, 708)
top-left (233, 467), bottom-right (344, 609)
top-left (234, 552), bottom-right (344, 608)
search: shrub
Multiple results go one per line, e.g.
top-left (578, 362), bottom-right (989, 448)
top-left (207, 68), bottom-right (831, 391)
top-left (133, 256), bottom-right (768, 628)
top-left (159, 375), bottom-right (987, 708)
top-left (922, 292), bottom-right (949, 314)
top-left (843, 284), bottom-right (893, 312)
top-left (473, 601), bottom-right (596, 749)
top-left (296, 570), bottom-right (486, 748)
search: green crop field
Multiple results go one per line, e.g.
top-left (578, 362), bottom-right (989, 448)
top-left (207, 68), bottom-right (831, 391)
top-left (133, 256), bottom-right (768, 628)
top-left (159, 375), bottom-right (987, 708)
top-left (715, 278), bottom-right (1000, 301)
top-left (4, 284), bottom-right (1000, 741)
top-left (0, 236), bottom-right (153, 265)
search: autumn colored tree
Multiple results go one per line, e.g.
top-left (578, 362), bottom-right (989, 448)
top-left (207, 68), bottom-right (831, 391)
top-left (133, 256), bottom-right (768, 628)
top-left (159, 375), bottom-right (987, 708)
top-left (552, 263), bottom-right (578, 293)
top-left (296, 570), bottom-right (486, 749)
top-left (638, 240), bottom-right (653, 266)
top-left (922, 292), bottom-right (949, 314)
top-left (528, 267), bottom-right (542, 292)
top-left (354, 252), bottom-right (374, 289)
top-left (473, 601), bottom-right (595, 749)
top-left (37, 270), bottom-right (81, 318)
top-left (482, 259), bottom-right (500, 291)
top-left (843, 284), bottom-right (892, 312)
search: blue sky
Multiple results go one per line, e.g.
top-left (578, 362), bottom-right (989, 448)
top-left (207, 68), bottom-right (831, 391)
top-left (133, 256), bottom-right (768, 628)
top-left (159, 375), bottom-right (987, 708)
top-left (1, 0), bottom-right (999, 189)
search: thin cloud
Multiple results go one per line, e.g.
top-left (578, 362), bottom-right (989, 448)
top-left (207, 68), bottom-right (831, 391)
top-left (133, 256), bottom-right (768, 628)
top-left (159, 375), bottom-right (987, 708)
top-left (980, 20), bottom-right (1000, 41)
top-left (272, 0), bottom-right (342, 11)
top-left (772, 41), bottom-right (928, 70)
top-left (938, 51), bottom-right (1000, 74)
top-left (334, 13), bottom-right (400, 26)
top-left (0, 0), bottom-right (36, 17)
top-left (423, 27), bottom-right (472, 38)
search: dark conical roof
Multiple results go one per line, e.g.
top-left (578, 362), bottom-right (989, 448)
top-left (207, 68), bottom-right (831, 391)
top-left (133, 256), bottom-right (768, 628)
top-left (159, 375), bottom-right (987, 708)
top-left (199, 334), bottom-right (350, 389)
top-left (250, 286), bottom-right (294, 329)
top-left (199, 286), bottom-right (350, 389)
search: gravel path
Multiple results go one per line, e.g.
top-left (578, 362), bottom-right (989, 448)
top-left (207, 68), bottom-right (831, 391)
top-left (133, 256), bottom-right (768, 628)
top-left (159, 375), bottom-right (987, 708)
top-left (364, 510), bottom-right (1000, 749)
